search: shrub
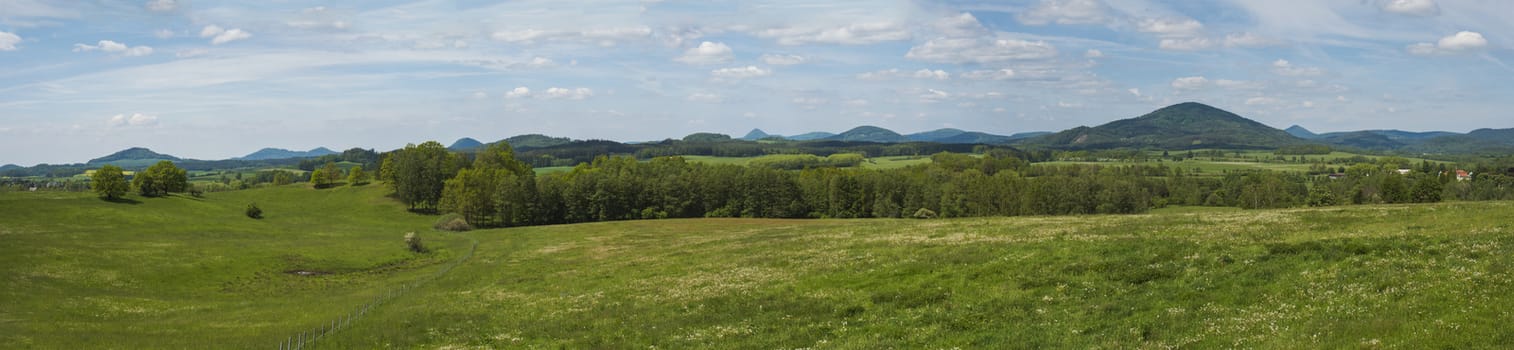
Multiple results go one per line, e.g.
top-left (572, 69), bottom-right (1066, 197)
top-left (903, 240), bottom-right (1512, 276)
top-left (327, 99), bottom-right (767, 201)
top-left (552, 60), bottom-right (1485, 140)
top-left (912, 208), bottom-right (937, 219)
top-left (404, 232), bottom-right (426, 253)
top-left (245, 203), bottom-right (263, 219)
top-left (434, 213), bottom-right (473, 232)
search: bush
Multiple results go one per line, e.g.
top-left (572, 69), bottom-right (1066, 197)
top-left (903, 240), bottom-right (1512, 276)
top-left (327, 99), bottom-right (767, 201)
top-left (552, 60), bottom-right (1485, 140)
top-left (912, 208), bottom-right (937, 219)
top-left (404, 232), bottom-right (426, 253)
top-left (433, 213), bottom-right (473, 232)
top-left (245, 203), bottom-right (263, 219)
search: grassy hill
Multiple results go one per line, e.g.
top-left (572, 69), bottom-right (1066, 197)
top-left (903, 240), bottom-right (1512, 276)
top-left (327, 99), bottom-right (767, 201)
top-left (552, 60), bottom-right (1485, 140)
top-left (1022, 102), bottom-right (1306, 150)
top-left (8, 185), bottom-right (1514, 348)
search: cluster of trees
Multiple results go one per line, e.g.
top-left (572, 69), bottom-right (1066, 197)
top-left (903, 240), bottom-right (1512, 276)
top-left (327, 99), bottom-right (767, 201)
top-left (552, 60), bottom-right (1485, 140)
top-left (748, 153), bottom-right (865, 170)
top-left (131, 161), bottom-right (189, 197)
top-left (383, 143), bottom-right (1184, 227)
top-left (87, 161), bottom-right (189, 198)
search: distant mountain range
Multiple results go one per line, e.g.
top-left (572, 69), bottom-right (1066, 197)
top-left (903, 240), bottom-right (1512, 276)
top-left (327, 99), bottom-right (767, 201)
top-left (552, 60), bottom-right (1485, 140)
top-left (235, 147), bottom-right (337, 161)
top-left (21, 102), bottom-right (1514, 173)
top-left (734, 127), bottom-right (1036, 144)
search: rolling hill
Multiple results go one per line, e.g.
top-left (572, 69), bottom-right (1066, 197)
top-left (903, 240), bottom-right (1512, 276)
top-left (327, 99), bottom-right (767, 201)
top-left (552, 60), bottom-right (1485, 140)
top-left (1020, 102), bottom-right (1306, 149)
top-left (235, 147), bottom-right (337, 161)
top-left (1406, 128), bottom-right (1514, 154)
top-left (87, 147), bottom-right (181, 165)
top-left (498, 134), bottom-right (573, 150)
top-left (824, 126), bottom-right (909, 143)
top-left (786, 132), bottom-right (837, 141)
top-left (1286, 125), bottom-right (1464, 151)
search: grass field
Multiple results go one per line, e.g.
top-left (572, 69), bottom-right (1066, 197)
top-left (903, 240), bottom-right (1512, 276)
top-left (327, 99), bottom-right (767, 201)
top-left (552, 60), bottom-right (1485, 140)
top-left (7, 185), bottom-right (1514, 348)
top-left (0, 185), bottom-right (469, 348)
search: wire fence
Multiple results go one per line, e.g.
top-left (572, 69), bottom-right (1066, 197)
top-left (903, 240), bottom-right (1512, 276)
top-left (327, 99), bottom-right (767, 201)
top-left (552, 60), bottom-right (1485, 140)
top-left (275, 233), bottom-right (477, 350)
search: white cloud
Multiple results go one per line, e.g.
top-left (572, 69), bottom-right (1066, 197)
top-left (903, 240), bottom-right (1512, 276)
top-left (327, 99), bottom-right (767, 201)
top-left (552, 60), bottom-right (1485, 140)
top-left (154, 29), bottom-right (174, 39)
top-left (675, 41), bottom-right (734, 65)
top-left (200, 25), bottom-right (223, 38)
top-left (1083, 49), bottom-right (1103, 58)
top-left (756, 22), bottom-right (910, 45)
top-left (0, 32), bottom-right (21, 51)
top-left (543, 87), bottom-right (594, 100)
top-left (1137, 18), bottom-right (1204, 37)
top-left (145, 0), bottom-right (177, 12)
top-left (1381, 0), bottom-right (1440, 16)
top-left (857, 68), bottom-right (950, 80)
top-left (935, 13), bottom-right (988, 37)
top-left (1171, 76), bottom-right (1208, 90)
top-left (72, 40), bottom-right (154, 57)
top-left (1272, 59), bottom-right (1324, 77)
top-left (760, 54), bottom-right (806, 65)
top-left (1128, 88), bottom-right (1142, 97)
top-left (711, 66), bottom-right (773, 79)
top-left (288, 20), bottom-right (350, 31)
top-left (1223, 32), bottom-right (1281, 48)
top-left (200, 25), bottom-right (252, 45)
top-left (1438, 31), bottom-right (1489, 51)
top-left (471, 91), bottom-right (488, 99)
top-left (1215, 79), bottom-right (1263, 89)
top-left (686, 92), bottom-right (723, 103)
top-left (913, 69), bottom-right (949, 80)
top-left (1018, 0), bottom-right (1109, 26)
top-left (490, 26), bottom-right (651, 46)
top-left (108, 113), bottom-right (159, 127)
top-left (791, 97), bottom-right (829, 106)
top-left (961, 69), bottom-right (1017, 80)
top-left (919, 89), bottom-right (952, 103)
top-left (526, 57), bottom-right (556, 68)
top-left (504, 87), bottom-right (531, 99)
top-left (1407, 31), bottom-right (1488, 55)
top-left (1159, 37), bottom-right (1213, 51)
top-left (1406, 43), bottom-right (1438, 55)
top-left (906, 37), bottom-right (1058, 64)
top-left (1245, 97), bottom-right (1282, 106)
top-left (844, 99), bottom-right (869, 107)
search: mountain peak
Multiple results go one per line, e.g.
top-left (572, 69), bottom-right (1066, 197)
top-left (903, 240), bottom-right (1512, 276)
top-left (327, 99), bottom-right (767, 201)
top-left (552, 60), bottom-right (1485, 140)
top-left (741, 129), bottom-right (772, 141)
top-left (448, 137), bottom-right (484, 151)
top-left (1285, 125), bottom-right (1318, 139)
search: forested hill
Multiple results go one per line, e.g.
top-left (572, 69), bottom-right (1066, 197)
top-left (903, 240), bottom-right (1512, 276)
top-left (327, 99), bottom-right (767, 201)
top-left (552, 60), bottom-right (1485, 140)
top-left (87, 147), bottom-right (180, 164)
top-left (235, 147), bottom-right (337, 161)
top-left (1019, 102), bottom-right (1305, 149)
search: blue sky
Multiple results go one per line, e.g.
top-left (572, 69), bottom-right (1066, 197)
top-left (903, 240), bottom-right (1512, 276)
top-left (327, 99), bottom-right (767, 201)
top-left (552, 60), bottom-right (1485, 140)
top-left (0, 0), bottom-right (1510, 165)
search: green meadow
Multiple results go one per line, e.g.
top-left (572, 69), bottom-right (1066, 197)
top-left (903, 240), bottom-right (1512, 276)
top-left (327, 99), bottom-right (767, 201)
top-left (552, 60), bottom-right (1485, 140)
top-left (6, 184), bottom-right (1514, 348)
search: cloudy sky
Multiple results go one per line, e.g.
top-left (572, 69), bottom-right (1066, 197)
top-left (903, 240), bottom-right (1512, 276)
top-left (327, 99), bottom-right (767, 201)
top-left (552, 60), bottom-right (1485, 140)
top-left (1, 0), bottom-right (1510, 165)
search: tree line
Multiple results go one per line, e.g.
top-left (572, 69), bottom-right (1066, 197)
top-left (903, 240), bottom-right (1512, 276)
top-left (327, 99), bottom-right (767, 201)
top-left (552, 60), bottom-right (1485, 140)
top-left (378, 140), bottom-right (1489, 228)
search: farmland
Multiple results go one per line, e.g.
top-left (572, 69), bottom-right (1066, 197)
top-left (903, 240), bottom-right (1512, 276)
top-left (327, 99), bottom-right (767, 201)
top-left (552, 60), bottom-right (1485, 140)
top-left (6, 184), bottom-right (1514, 348)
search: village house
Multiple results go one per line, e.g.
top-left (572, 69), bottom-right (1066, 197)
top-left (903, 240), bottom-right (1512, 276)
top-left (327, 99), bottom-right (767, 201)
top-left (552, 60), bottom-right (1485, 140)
top-left (1457, 170), bottom-right (1472, 181)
